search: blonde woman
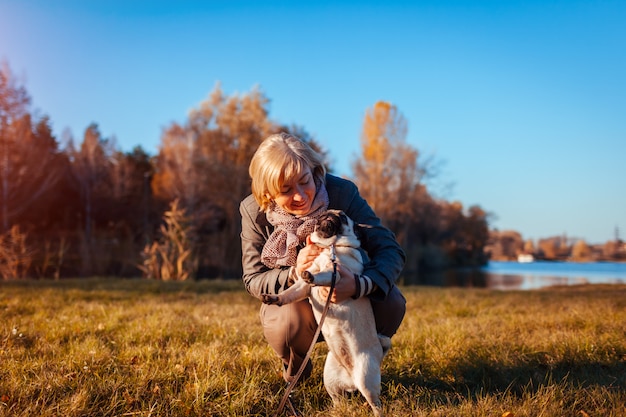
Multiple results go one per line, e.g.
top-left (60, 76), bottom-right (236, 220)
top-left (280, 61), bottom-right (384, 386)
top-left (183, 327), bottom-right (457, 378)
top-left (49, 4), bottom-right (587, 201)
top-left (240, 132), bottom-right (406, 383)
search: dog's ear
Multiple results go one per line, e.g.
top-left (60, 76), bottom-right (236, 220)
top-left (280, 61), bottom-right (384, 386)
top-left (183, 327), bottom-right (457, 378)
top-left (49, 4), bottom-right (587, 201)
top-left (354, 223), bottom-right (372, 243)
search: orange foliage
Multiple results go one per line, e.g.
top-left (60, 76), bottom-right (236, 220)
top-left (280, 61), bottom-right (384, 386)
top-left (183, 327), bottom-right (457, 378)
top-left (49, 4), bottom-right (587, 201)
top-left (353, 101), bottom-right (420, 230)
top-left (151, 84), bottom-right (277, 276)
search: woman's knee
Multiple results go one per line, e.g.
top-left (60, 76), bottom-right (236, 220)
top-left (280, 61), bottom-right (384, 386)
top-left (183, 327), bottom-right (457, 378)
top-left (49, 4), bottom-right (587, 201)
top-left (260, 300), bottom-right (317, 349)
top-left (372, 286), bottom-right (406, 337)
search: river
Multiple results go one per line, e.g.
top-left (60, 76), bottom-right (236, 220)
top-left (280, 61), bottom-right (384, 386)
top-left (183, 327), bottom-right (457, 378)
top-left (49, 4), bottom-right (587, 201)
top-left (406, 261), bottom-right (626, 290)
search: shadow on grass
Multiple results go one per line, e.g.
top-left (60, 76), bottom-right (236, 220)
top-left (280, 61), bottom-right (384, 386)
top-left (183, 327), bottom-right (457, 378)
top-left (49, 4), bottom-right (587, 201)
top-left (385, 355), bottom-right (626, 401)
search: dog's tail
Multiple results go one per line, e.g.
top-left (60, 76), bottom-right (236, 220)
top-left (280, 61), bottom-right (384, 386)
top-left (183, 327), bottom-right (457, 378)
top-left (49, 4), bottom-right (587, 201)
top-left (378, 334), bottom-right (392, 357)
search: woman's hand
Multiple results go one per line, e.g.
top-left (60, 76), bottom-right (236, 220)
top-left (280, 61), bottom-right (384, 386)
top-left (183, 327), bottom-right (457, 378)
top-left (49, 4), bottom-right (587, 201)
top-left (295, 235), bottom-right (323, 277)
top-left (318, 264), bottom-right (356, 303)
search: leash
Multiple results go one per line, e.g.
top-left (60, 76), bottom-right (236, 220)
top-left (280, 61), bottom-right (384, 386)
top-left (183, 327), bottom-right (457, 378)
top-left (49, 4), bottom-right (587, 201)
top-left (273, 245), bottom-right (338, 417)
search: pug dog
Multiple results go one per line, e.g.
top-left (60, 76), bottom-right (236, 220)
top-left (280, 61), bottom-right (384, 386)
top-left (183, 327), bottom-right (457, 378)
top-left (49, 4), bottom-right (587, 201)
top-left (262, 209), bottom-right (390, 417)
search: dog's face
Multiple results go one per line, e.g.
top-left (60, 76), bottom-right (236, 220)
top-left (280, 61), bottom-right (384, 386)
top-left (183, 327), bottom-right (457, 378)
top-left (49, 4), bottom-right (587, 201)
top-left (311, 209), bottom-right (359, 247)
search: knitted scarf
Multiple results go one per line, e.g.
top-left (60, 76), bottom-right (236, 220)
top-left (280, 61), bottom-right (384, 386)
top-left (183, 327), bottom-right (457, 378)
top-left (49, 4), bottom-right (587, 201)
top-left (261, 179), bottom-right (329, 268)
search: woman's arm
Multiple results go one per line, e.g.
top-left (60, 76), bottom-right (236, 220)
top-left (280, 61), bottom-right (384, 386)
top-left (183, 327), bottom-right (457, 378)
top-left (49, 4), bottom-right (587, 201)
top-left (326, 175), bottom-right (406, 301)
top-left (240, 195), bottom-right (292, 299)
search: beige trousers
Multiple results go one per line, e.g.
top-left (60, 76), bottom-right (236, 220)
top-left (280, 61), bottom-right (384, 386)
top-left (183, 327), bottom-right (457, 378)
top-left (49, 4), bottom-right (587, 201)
top-left (259, 286), bottom-right (406, 383)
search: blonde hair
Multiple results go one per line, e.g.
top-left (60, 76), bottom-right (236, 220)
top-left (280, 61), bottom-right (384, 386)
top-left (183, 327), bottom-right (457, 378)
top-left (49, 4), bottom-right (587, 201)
top-left (249, 133), bottom-right (326, 211)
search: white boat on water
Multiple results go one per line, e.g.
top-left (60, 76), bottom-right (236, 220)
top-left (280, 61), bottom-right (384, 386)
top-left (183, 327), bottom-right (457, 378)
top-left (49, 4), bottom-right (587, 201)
top-left (518, 253), bottom-right (535, 263)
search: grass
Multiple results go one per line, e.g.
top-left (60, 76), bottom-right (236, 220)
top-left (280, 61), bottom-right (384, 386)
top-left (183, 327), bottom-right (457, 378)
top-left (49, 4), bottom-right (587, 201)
top-left (1, 279), bottom-right (625, 417)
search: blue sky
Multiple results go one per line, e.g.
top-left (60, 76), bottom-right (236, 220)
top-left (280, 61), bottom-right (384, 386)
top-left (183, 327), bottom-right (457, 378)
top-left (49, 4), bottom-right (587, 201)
top-left (1, 0), bottom-right (625, 244)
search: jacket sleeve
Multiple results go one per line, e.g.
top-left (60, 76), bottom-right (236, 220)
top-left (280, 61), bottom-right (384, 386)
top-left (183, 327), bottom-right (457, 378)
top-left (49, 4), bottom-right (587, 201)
top-left (239, 195), bottom-right (292, 299)
top-left (328, 176), bottom-right (406, 301)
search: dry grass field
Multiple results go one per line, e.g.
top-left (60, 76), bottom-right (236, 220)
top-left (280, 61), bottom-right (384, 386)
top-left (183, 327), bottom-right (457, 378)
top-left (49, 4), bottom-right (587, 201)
top-left (1, 279), bottom-right (625, 416)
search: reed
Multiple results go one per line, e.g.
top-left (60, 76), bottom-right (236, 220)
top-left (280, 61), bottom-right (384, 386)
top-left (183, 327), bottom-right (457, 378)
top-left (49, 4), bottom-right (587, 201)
top-left (1, 279), bottom-right (625, 416)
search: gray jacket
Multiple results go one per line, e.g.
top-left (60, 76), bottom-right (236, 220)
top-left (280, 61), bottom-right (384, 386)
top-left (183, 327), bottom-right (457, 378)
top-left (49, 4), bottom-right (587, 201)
top-left (240, 174), bottom-right (406, 301)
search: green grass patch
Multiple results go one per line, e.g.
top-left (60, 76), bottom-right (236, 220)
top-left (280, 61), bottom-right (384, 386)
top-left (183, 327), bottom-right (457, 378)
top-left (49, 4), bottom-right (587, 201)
top-left (1, 279), bottom-right (625, 416)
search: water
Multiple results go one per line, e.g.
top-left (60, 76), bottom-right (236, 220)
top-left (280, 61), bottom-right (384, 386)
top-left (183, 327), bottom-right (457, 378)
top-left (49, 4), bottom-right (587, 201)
top-left (406, 261), bottom-right (626, 290)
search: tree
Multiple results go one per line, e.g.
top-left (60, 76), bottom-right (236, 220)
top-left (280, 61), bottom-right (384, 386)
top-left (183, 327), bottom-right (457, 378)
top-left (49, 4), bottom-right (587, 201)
top-left (437, 201), bottom-right (489, 266)
top-left (352, 100), bottom-right (492, 276)
top-left (485, 230), bottom-right (524, 261)
top-left (67, 124), bottom-right (116, 242)
top-left (140, 199), bottom-right (194, 281)
top-left (152, 84), bottom-right (276, 276)
top-left (458, 204), bottom-right (490, 266)
top-left (523, 239), bottom-right (535, 255)
top-left (352, 101), bottom-right (425, 242)
top-left (538, 236), bottom-right (569, 260)
top-left (110, 146), bottom-right (155, 241)
top-left (0, 62), bottom-right (63, 231)
top-left (0, 225), bottom-right (32, 280)
top-left (603, 240), bottom-right (619, 260)
top-left (571, 239), bottom-right (591, 261)
top-left (64, 124), bottom-right (120, 275)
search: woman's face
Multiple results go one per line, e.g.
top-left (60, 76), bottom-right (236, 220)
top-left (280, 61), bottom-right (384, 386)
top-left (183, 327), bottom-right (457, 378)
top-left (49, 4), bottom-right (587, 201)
top-left (273, 166), bottom-right (317, 216)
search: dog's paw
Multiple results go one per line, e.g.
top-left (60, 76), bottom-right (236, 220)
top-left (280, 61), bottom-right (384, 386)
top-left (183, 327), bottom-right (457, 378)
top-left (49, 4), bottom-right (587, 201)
top-left (261, 294), bottom-right (282, 306)
top-left (301, 270), bottom-right (315, 284)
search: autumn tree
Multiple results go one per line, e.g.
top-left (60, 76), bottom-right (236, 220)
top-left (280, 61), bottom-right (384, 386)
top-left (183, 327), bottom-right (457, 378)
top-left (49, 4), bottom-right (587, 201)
top-left (523, 239), bottom-right (536, 255)
top-left (140, 199), bottom-right (194, 281)
top-left (571, 239), bottom-right (591, 261)
top-left (352, 100), bottom-right (491, 277)
top-left (66, 124), bottom-right (116, 241)
top-left (63, 124), bottom-right (120, 275)
top-left (352, 101), bottom-right (425, 243)
top-left (485, 230), bottom-right (524, 260)
top-left (109, 146), bottom-right (154, 241)
top-left (0, 225), bottom-right (32, 280)
top-left (0, 62), bottom-right (63, 232)
top-left (0, 61), bottom-right (28, 232)
top-left (152, 84), bottom-right (276, 276)
top-left (538, 236), bottom-right (570, 260)
top-left (457, 204), bottom-right (490, 266)
top-left (602, 240), bottom-right (621, 260)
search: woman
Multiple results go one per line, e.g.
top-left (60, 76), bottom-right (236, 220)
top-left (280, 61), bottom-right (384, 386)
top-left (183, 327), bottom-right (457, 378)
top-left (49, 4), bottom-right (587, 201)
top-left (240, 132), bottom-right (406, 383)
